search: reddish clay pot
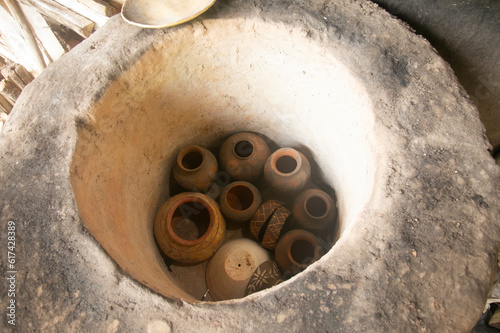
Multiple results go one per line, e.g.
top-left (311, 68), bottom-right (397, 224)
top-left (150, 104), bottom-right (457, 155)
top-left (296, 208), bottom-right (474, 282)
top-left (274, 229), bottom-right (324, 276)
top-left (263, 148), bottom-right (311, 194)
top-left (219, 132), bottom-right (270, 182)
top-left (219, 181), bottom-right (262, 223)
top-left (206, 238), bottom-right (270, 301)
top-left (172, 145), bottom-right (218, 192)
top-left (154, 192), bottom-right (225, 264)
top-left (244, 260), bottom-right (283, 296)
top-left (249, 200), bottom-right (291, 250)
top-left (293, 189), bottom-right (336, 232)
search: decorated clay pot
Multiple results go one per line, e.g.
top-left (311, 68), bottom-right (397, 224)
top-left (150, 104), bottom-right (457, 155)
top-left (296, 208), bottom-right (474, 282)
top-left (249, 200), bottom-right (291, 250)
top-left (263, 148), bottom-right (311, 194)
top-left (244, 260), bottom-right (283, 296)
top-left (172, 145), bottom-right (218, 192)
top-left (154, 192), bottom-right (225, 264)
top-left (293, 189), bottom-right (336, 232)
top-left (206, 238), bottom-right (271, 301)
top-left (219, 181), bottom-right (262, 223)
top-left (274, 229), bottom-right (324, 276)
top-left (219, 132), bottom-right (270, 182)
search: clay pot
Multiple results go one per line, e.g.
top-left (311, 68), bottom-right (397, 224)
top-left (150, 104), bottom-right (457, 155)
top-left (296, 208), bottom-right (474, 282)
top-left (249, 200), bottom-right (291, 250)
top-left (219, 181), bottom-right (262, 223)
top-left (219, 132), bottom-right (270, 182)
top-left (274, 229), bottom-right (324, 276)
top-left (154, 192), bottom-right (225, 264)
top-left (293, 189), bottom-right (336, 232)
top-left (172, 145), bottom-right (218, 192)
top-left (244, 260), bottom-right (283, 296)
top-left (263, 148), bottom-right (311, 194)
top-left (206, 238), bottom-right (271, 301)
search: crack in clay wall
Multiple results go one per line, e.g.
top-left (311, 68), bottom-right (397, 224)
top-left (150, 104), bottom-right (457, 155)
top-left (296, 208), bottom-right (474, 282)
top-left (70, 17), bottom-right (377, 302)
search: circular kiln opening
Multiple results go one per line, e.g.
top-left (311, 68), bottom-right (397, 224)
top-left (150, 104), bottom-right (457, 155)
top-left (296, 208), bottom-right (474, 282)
top-left (70, 17), bottom-right (376, 303)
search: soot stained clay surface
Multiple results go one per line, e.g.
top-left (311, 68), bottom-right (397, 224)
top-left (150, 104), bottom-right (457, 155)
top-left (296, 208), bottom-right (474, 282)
top-left (0, 0), bottom-right (499, 331)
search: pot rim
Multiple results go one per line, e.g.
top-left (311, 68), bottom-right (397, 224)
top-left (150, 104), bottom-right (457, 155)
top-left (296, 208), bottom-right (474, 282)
top-left (177, 145), bottom-right (205, 172)
top-left (286, 233), bottom-right (321, 269)
top-left (270, 148), bottom-right (302, 177)
top-left (304, 193), bottom-right (331, 220)
top-left (166, 194), bottom-right (216, 246)
top-left (224, 182), bottom-right (257, 213)
top-left (232, 137), bottom-right (257, 160)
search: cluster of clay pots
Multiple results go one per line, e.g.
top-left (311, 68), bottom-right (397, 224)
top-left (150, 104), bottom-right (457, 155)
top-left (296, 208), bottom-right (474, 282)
top-left (154, 132), bottom-right (337, 301)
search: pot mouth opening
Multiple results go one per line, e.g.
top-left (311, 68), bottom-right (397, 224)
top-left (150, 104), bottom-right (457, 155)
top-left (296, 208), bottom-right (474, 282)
top-left (234, 140), bottom-right (255, 159)
top-left (289, 239), bottom-right (316, 268)
top-left (275, 155), bottom-right (298, 175)
top-left (167, 197), bottom-right (214, 245)
top-left (305, 196), bottom-right (328, 219)
top-left (226, 184), bottom-right (255, 211)
top-left (179, 147), bottom-right (204, 171)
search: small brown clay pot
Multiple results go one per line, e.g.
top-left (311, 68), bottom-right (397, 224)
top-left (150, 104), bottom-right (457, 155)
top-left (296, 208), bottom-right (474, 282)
top-left (172, 145), bottom-right (218, 192)
top-left (219, 181), bottom-right (262, 223)
top-left (245, 260), bottom-right (283, 296)
top-left (154, 192), bottom-right (225, 264)
top-left (263, 148), bottom-right (311, 194)
top-left (206, 238), bottom-right (270, 301)
top-left (274, 229), bottom-right (324, 276)
top-left (249, 200), bottom-right (291, 250)
top-left (293, 189), bottom-right (336, 232)
top-left (219, 132), bottom-right (270, 182)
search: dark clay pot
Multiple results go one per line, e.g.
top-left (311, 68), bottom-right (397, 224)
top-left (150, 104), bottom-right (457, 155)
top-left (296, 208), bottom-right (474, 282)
top-left (219, 181), bottom-right (262, 223)
top-left (263, 148), bottom-right (311, 194)
top-left (293, 189), bottom-right (336, 232)
top-left (154, 192), bottom-right (226, 264)
top-left (172, 145), bottom-right (218, 192)
top-left (244, 260), bottom-right (283, 296)
top-left (219, 132), bottom-right (270, 182)
top-left (249, 199), bottom-right (291, 250)
top-left (274, 229), bottom-right (324, 276)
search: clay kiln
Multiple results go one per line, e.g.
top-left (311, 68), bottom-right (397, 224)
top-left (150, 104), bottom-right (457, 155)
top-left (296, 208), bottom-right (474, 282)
top-left (70, 17), bottom-right (374, 301)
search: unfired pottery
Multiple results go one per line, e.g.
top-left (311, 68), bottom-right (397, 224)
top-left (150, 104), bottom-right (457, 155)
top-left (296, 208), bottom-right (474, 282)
top-left (206, 238), bottom-right (271, 301)
top-left (249, 200), bottom-right (291, 250)
top-left (154, 192), bottom-right (225, 263)
top-left (219, 132), bottom-right (270, 182)
top-left (263, 148), bottom-right (311, 194)
top-left (274, 229), bottom-right (324, 276)
top-left (172, 145), bottom-right (218, 192)
top-left (292, 189), bottom-right (336, 231)
top-left (219, 181), bottom-right (262, 223)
